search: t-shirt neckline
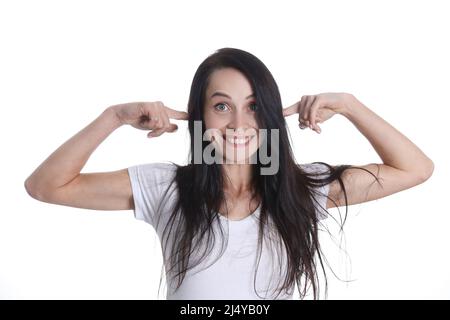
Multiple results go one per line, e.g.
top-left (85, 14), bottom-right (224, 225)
top-left (218, 203), bottom-right (262, 222)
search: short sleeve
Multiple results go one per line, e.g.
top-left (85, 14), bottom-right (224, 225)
top-left (299, 163), bottom-right (331, 220)
top-left (127, 162), bottom-right (177, 226)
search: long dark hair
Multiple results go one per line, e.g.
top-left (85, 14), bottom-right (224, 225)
top-left (157, 48), bottom-right (379, 299)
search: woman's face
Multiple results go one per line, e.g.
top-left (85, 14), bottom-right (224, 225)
top-left (203, 68), bottom-right (262, 164)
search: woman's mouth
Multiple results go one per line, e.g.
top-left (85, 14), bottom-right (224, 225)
top-left (222, 135), bottom-right (255, 147)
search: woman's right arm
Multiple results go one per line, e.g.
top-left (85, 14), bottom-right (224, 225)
top-left (24, 102), bottom-right (187, 210)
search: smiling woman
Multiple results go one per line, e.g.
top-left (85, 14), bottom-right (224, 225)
top-left (127, 48), bottom-right (385, 300)
top-left (24, 47), bottom-right (433, 300)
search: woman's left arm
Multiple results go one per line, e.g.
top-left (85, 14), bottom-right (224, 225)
top-left (283, 93), bottom-right (434, 208)
top-left (342, 94), bottom-right (434, 176)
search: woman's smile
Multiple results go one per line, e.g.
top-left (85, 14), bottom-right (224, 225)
top-left (223, 134), bottom-right (255, 148)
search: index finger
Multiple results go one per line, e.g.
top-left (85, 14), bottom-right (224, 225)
top-left (282, 102), bottom-right (299, 117)
top-left (165, 106), bottom-right (189, 120)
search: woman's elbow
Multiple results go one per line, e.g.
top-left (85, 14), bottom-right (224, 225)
top-left (24, 177), bottom-right (48, 201)
top-left (418, 159), bottom-right (434, 183)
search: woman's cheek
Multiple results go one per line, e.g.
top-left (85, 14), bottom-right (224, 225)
top-left (204, 114), bottom-right (225, 131)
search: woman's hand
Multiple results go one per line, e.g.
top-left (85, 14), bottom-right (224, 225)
top-left (282, 92), bottom-right (354, 134)
top-left (110, 101), bottom-right (188, 138)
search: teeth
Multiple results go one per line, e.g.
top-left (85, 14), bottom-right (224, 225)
top-left (225, 136), bottom-right (251, 145)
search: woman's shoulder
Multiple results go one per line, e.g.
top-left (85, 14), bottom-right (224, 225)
top-left (130, 161), bottom-right (178, 171)
top-left (128, 162), bottom-right (179, 185)
top-left (134, 161), bottom-right (178, 171)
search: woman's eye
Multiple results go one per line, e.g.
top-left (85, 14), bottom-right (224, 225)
top-left (249, 103), bottom-right (258, 112)
top-left (214, 103), bottom-right (229, 112)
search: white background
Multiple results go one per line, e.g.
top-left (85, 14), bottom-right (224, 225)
top-left (1, 0), bottom-right (448, 299)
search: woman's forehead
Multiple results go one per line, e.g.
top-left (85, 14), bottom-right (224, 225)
top-left (206, 68), bottom-right (254, 99)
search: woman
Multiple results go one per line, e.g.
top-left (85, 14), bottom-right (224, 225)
top-left (24, 48), bottom-right (434, 300)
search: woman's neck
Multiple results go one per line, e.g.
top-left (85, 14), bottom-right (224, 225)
top-left (221, 163), bottom-right (254, 196)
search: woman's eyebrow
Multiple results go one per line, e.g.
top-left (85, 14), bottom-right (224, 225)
top-left (210, 91), bottom-right (255, 99)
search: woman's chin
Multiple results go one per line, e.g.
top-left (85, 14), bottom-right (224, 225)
top-left (221, 151), bottom-right (258, 164)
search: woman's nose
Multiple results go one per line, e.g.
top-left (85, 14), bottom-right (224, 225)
top-left (228, 110), bottom-right (249, 131)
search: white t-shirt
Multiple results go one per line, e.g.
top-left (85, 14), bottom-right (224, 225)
top-left (127, 162), bottom-right (330, 300)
